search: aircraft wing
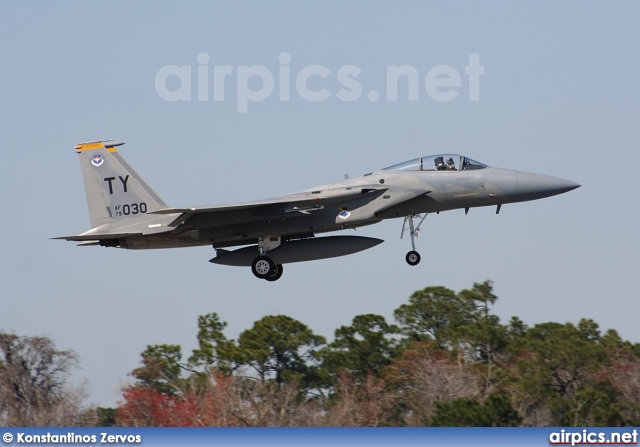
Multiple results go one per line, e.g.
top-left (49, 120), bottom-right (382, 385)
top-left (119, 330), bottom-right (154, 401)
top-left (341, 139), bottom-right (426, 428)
top-left (149, 187), bottom-right (388, 224)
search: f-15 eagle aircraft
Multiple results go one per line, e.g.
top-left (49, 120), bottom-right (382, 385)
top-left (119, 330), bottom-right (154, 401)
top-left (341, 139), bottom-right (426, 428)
top-left (56, 140), bottom-right (580, 281)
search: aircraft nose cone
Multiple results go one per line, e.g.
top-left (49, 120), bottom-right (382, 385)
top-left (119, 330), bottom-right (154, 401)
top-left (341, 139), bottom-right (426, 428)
top-left (516, 171), bottom-right (581, 201)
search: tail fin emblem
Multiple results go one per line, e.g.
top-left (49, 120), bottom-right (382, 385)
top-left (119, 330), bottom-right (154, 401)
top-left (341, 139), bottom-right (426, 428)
top-left (91, 154), bottom-right (104, 167)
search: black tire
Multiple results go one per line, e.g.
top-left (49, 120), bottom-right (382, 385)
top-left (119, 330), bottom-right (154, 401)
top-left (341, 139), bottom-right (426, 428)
top-left (251, 256), bottom-right (275, 279)
top-left (264, 264), bottom-right (284, 282)
top-left (406, 251), bottom-right (421, 266)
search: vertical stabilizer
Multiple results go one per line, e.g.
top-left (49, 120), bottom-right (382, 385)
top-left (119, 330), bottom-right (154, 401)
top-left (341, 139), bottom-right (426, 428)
top-left (75, 140), bottom-right (168, 229)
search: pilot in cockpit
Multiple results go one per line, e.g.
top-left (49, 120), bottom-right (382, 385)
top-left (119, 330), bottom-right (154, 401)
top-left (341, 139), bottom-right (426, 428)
top-left (445, 157), bottom-right (456, 171)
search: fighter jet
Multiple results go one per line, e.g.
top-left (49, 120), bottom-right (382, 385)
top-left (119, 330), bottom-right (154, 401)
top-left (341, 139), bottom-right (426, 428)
top-left (56, 140), bottom-right (580, 281)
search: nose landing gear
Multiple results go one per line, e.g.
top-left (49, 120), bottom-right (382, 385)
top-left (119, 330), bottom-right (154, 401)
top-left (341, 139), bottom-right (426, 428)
top-left (406, 251), bottom-right (421, 266)
top-left (401, 214), bottom-right (427, 266)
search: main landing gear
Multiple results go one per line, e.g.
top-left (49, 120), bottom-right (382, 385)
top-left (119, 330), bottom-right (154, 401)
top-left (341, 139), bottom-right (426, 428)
top-left (251, 255), bottom-right (283, 281)
top-left (250, 236), bottom-right (284, 281)
top-left (401, 214), bottom-right (427, 266)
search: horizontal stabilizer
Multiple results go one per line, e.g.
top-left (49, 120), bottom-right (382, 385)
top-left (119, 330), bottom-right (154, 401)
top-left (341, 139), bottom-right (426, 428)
top-left (77, 241), bottom-right (101, 246)
top-left (52, 232), bottom-right (142, 242)
top-left (210, 235), bottom-right (383, 266)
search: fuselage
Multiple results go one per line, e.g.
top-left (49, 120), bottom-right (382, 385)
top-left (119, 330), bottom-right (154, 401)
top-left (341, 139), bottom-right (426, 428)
top-left (119, 159), bottom-right (579, 250)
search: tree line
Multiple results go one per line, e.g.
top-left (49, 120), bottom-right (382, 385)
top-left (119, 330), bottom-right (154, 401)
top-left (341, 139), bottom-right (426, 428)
top-left (2, 280), bottom-right (639, 426)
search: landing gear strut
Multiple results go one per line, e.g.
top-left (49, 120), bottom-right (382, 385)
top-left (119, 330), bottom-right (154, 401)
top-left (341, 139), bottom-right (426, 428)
top-left (401, 214), bottom-right (427, 266)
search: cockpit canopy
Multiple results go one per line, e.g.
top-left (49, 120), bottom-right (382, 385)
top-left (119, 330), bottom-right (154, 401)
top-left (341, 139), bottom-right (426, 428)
top-left (382, 154), bottom-right (487, 172)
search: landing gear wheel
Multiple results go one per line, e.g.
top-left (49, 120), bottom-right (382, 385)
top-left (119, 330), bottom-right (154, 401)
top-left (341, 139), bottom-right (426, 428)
top-left (264, 264), bottom-right (284, 282)
top-left (406, 251), bottom-right (421, 266)
top-left (251, 256), bottom-right (276, 279)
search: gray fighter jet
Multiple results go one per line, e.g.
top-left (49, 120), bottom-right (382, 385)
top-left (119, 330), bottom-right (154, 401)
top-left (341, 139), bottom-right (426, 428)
top-left (56, 140), bottom-right (580, 281)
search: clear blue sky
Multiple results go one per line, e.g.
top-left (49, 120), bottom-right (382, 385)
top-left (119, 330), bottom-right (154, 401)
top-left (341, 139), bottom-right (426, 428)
top-left (1, 1), bottom-right (638, 407)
